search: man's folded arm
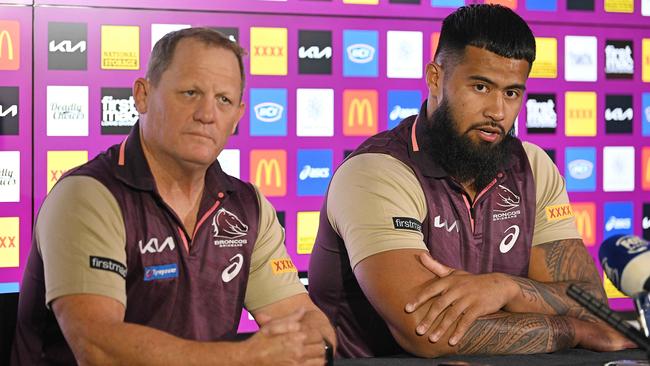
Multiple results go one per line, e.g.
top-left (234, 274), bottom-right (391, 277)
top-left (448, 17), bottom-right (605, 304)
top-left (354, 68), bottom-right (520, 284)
top-left (504, 238), bottom-right (607, 321)
top-left (353, 248), bottom-right (579, 357)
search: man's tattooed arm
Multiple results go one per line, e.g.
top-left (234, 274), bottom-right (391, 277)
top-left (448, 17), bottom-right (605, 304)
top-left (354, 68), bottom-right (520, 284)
top-left (457, 313), bottom-right (576, 355)
top-left (504, 239), bottom-right (606, 321)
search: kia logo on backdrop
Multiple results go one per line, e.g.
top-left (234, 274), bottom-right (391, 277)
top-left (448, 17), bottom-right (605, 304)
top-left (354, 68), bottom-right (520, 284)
top-left (210, 27), bottom-right (239, 43)
top-left (605, 40), bottom-right (634, 79)
top-left (0, 86), bottom-right (19, 135)
top-left (526, 93), bottom-right (557, 134)
top-left (605, 94), bottom-right (633, 134)
top-left (48, 22), bottom-right (87, 70)
top-left (101, 88), bottom-right (138, 135)
top-left (298, 30), bottom-right (332, 75)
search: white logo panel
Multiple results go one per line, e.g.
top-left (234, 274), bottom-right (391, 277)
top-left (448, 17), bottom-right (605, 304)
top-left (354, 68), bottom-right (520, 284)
top-left (564, 36), bottom-right (597, 82)
top-left (0, 151), bottom-right (20, 202)
top-left (46, 85), bottom-right (88, 136)
top-left (603, 146), bottom-right (635, 192)
top-left (296, 88), bottom-right (334, 137)
top-left (387, 31), bottom-right (422, 79)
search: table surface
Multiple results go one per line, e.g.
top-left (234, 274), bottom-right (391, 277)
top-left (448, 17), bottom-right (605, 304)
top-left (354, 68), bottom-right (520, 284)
top-left (336, 349), bottom-right (649, 366)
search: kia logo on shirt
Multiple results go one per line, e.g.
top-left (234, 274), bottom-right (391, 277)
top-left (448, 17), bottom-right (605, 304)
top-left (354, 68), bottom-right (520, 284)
top-left (526, 94), bottom-right (557, 134)
top-left (605, 40), bottom-right (634, 79)
top-left (101, 88), bottom-right (138, 135)
top-left (605, 94), bottom-right (633, 134)
top-left (298, 30), bottom-right (332, 75)
top-left (48, 22), bottom-right (87, 70)
top-left (0, 86), bottom-right (19, 135)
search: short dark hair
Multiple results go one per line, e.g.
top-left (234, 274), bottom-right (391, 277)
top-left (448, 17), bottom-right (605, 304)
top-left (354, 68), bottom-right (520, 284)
top-left (434, 4), bottom-right (536, 69)
top-left (146, 27), bottom-right (247, 94)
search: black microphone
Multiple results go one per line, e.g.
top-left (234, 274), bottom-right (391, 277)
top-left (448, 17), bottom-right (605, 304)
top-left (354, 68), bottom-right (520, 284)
top-left (599, 235), bottom-right (650, 337)
top-left (567, 284), bottom-right (650, 355)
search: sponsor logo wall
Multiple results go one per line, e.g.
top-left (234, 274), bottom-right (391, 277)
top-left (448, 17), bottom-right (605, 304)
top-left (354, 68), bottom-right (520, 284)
top-left (0, 6), bottom-right (32, 296)
top-left (1, 0), bottom-right (648, 332)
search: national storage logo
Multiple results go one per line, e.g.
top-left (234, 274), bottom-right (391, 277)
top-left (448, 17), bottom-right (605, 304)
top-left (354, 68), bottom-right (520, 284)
top-left (101, 25), bottom-right (140, 70)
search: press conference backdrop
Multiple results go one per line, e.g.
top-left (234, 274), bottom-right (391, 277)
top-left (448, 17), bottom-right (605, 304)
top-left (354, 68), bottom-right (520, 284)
top-left (0, 0), bottom-right (649, 333)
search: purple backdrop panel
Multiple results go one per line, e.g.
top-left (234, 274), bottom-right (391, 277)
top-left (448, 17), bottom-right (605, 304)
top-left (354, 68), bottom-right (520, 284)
top-left (0, 5), bottom-right (32, 290)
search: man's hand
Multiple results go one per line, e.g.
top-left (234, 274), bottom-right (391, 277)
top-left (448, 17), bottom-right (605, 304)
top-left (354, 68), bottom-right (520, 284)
top-left (569, 317), bottom-right (637, 352)
top-left (404, 252), bottom-right (516, 345)
top-left (245, 307), bottom-right (327, 366)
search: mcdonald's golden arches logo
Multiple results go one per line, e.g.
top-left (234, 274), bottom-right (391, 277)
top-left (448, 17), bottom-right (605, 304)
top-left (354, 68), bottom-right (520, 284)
top-left (343, 89), bottom-right (378, 136)
top-left (0, 20), bottom-right (19, 70)
top-left (250, 150), bottom-right (286, 197)
top-left (571, 202), bottom-right (596, 247)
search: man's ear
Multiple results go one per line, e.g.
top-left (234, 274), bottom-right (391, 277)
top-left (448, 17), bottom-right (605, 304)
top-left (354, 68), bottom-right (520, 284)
top-left (231, 102), bottom-right (245, 135)
top-left (133, 78), bottom-right (150, 114)
top-left (425, 62), bottom-right (444, 100)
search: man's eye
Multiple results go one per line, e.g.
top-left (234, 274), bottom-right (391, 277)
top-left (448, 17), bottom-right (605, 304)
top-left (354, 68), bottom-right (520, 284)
top-left (506, 90), bottom-right (519, 98)
top-left (183, 90), bottom-right (196, 97)
top-left (219, 96), bottom-right (232, 105)
top-left (474, 84), bottom-right (487, 93)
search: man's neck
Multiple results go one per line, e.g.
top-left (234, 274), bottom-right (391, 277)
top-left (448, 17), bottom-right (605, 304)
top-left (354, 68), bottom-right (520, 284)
top-left (140, 136), bottom-right (207, 235)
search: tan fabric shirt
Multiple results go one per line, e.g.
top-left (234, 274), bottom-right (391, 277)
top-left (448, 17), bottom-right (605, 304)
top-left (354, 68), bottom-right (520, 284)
top-left (37, 175), bottom-right (305, 311)
top-left (327, 142), bottom-right (581, 269)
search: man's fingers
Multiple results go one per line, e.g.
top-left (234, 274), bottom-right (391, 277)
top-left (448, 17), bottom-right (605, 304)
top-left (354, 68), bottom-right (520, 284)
top-left (257, 307), bottom-right (306, 335)
top-left (428, 301), bottom-right (468, 343)
top-left (419, 252), bottom-right (454, 277)
top-left (415, 294), bottom-right (455, 335)
top-left (448, 309), bottom-right (479, 346)
top-left (405, 281), bottom-right (447, 313)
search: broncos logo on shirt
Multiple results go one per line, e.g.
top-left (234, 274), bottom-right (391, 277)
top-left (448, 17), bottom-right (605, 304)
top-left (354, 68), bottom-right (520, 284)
top-left (212, 208), bottom-right (249, 239)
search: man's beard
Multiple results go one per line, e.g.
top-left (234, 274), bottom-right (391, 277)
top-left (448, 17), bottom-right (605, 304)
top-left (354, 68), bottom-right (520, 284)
top-left (426, 100), bottom-right (517, 191)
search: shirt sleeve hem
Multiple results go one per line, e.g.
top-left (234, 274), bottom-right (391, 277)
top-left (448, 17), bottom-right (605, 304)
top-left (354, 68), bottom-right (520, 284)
top-left (531, 232), bottom-right (583, 247)
top-left (245, 283), bottom-right (307, 312)
top-left (350, 242), bottom-right (428, 270)
top-left (46, 283), bottom-right (126, 309)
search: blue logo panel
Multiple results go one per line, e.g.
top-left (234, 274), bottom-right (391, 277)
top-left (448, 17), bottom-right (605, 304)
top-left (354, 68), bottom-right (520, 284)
top-left (641, 93), bottom-right (650, 136)
top-left (603, 202), bottom-right (634, 240)
top-left (565, 147), bottom-right (596, 192)
top-left (297, 149), bottom-right (333, 196)
top-left (431, 0), bottom-right (464, 7)
top-left (526, 0), bottom-right (557, 11)
top-left (144, 263), bottom-right (178, 281)
top-left (343, 30), bottom-right (378, 77)
top-left (249, 88), bottom-right (287, 136)
top-left (387, 90), bottom-right (421, 130)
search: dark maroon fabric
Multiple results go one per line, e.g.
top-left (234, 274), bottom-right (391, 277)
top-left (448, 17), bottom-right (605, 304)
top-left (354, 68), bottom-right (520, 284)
top-left (12, 123), bottom-right (260, 365)
top-left (309, 103), bottom-right (536, 358)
